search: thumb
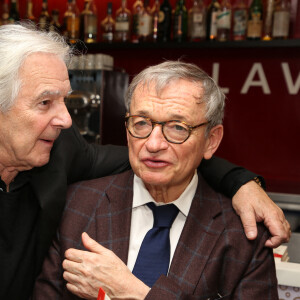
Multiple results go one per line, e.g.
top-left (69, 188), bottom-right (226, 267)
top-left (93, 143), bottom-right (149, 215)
top-left (82, 232), bottom-right (103, 254)
top-left (239, 209), bottom-right (258, 240)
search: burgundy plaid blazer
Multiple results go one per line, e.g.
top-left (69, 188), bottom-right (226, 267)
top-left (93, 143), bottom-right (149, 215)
top-left (33, 170), bottom-right (278, 300)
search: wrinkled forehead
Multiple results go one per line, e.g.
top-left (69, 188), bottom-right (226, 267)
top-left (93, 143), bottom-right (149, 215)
top-left (131, 79), bottom-right (204, 104)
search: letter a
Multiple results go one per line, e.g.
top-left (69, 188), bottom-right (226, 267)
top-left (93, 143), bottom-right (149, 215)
top-left (241, 63), bottom-right (271, 94)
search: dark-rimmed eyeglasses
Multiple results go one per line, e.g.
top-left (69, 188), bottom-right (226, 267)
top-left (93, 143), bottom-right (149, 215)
top-left (125, 115), bottom-right (210, 144)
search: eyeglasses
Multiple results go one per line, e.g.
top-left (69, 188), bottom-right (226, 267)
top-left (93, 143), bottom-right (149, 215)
top-left (125, 115), bottom-right (210, 144)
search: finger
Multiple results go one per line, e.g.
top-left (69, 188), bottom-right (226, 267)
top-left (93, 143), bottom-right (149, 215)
top-left (265, 236), bottom-right (283, 248)
top-left (65, 248), bottom-right (84, 262)
top-left (63, 270), bottom-right (81, 285)
top-left (264, 219), bottom-right (291, 248)
top-left (63, 259), bottom-right (83, 275)
top-left (82, 232), bottom-right (105, 254)
top-left (65, 282), bottom-right (87, 299)
top-left (239, 208), bottom-right (258, 240)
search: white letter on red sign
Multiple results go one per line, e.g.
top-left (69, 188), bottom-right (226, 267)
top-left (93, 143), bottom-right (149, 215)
top-left (241, 63), bottom-right (271, 94)
top-left (281, 63), bottom-right (300, 95)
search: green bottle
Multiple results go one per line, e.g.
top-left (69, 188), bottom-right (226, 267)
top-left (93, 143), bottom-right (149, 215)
top-left (247, 0), bottom-right (263, 40)
top-left (173, 0), bottom-right (188, 42)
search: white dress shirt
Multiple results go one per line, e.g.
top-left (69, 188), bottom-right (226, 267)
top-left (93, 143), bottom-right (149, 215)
top-left (127, 171), bottom-right (198, 272)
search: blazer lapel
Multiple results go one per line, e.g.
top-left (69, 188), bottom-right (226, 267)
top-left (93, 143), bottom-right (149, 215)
top-left (105, 170), bottom-right (134, 264)
top-left (169, 176), bottom-right (224, 293)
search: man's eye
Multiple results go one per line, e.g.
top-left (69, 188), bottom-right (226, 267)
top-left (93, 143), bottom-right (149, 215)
top-left (135, 120), bottom-right (147, 127)
top-left (174, 124), bottom-right (186, 131)
top-left (40, 100), bottom-right (51, 106)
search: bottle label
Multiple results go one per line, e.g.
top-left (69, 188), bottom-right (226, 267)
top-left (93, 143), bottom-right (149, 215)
top-left (247, 12), bottom-right (262, 38)
top-left (139, 14), bottom-right (152, 36)
top-left (272, 11), bottom-right (290, 38)
top-left (84, 15), bottom-right (97, 34)
top-left (193, 12), bottom-right (203, 23)
top-left (158, 11), bottom-right (165, 23)
top-left (210, 11), bottom-right (219, 37)
top-left (233, 9), bottom-right (247, 35)
top-left (217, 10), bottom-right (231, 29)
top-left (116, 21), bottom-right (130, 31)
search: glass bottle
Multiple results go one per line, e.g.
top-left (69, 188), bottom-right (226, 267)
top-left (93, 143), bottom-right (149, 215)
top-left (38, 0), bottom-right (51, 31)
top-left (101, 2), bottom-right (115, 42)
top-left (49, 9), bottom-right (62, 33)
top-left (262, 0), bottom-right (274, 40)
top-left (63, 0), bottom-right (80, 43)
top-left (206, 0), bottom-right (221, 40)
top-left (216, 0), bottom-right (232, 41)
top-left (232, 0), bottom-right (247, 40)
top-left (188, 0), bottom-right (206, 42)
top-left (131, 0), bottom-right (144, 43)
top-left (247, 0), bottom-right (263, 40)
top-left (1, 0), bottom-right (10, 25)
top-left (115, 0), bottom-right (131, 42)
top-left (173, 0), bottom-right (188, 42)
top-left (25, 0), bottom-right (36, 22)
top-left (151, 0), bottom-right (160, 42)
top-left (158, 0), bottom-right (172, 42)
top-left (138, 0), bottom-right (152, 42)
top-left (80, 0), bottom-right (98, 43)
top-left (9, 0), bottom-right (20, 24)
top-left (272, 0), bottom-right (290, 39)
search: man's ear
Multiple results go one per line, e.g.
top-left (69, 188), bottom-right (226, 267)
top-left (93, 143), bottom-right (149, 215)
top-left (203, 125), bottom-right (223, 160)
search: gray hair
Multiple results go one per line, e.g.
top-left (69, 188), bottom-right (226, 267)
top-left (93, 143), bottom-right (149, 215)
top-left (125, 61), bottom-right (225, 133)
top-left (0, 22), bottom-right (73, 112)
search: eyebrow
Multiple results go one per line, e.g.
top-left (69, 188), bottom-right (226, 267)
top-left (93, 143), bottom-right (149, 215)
top-left (35, 89), bottom-right (73, 101)
top-left (134, 110), bottom-right (189, 122)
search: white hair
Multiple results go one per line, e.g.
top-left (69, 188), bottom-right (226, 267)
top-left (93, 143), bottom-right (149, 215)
top-left (125, 61), bottom-right (225, 133)
top-left (0, 22), bottom-right (73, 112)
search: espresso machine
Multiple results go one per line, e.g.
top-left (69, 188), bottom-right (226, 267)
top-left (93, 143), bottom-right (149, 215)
top-left (66, 54), bottom-right (129, 146)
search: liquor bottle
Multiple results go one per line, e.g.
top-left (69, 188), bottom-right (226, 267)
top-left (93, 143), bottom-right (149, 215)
top-left (216, 0), bottom-right (232, 41)
top-left (49, 10), bottom-right (62, 32)
top-left (247, 0), bottom-right (263, 40)
top-left (151, 0), bottom-right (160, 42)
top-left (206, 0), bottom-right (221, 40)
top-left (138, 0), bottom-right (152, 42)
top-left (1, 0), bottom-right (10, 25)
top-left (131, 0), bottom-right (144, 43)
top-left (173, 0), bottom-right (188, 42)
top-left (115, 0), bottom-right (131, 42)
top-left (262, 0), bottom-right (274, 40)
top-left (63, 0), bottom-right (80, 43)
top-left (232, 0), bottom-right (247, 40)
top-left (188, 0), bottom-right (206, 42)
top-left (158, 0), bottom-right (172, 42)
top-left (272, 0), bottom-right (290, 39)
top-left (80, 0), bottom-right (98, 43)
top-left (101, 2), bottom-right (115, 42)
top-left (8, 0), bottom-right (20, 24)
top-left (38, 0), bottom-right (51, 31)
top-left (25, 0), bottom-right (36, 23)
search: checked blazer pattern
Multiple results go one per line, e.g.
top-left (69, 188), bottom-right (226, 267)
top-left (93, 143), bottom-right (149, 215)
top-left (34, 170), bottom-right (278, 300)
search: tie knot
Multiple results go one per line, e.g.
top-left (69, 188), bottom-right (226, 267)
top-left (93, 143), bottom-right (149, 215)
top-left (147, 202), bottom-right (179, 228)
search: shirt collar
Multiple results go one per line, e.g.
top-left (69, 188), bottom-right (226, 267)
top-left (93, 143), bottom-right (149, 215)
top-left (133, 170), bottom-right (198, 217)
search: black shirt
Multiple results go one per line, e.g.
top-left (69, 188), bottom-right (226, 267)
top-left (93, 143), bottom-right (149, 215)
top-left (0, 172), bottom-right (39, 300)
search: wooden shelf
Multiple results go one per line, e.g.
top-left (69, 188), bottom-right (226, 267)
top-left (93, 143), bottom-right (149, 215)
top-left (77, 39), bottom-right (300, 52)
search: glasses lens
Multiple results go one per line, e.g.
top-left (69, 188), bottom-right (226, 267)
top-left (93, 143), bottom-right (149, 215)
top-left (164, 121), bottom-right (189, 143)
top-left (127, 116), bottom-right (152, 138)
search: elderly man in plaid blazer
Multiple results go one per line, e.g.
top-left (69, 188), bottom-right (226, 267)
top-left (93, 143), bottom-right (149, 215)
top-left (34, 61), bottom-right (278, 300)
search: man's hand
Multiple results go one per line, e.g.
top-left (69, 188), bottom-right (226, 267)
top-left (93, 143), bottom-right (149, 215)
top-left (232, 180), bottom-right (291, 248)
top-left (63, 232), bottom-right (150, 300)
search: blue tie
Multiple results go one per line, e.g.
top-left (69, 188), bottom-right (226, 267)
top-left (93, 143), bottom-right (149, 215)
top-left (132, 202), bottom-right (179, 287)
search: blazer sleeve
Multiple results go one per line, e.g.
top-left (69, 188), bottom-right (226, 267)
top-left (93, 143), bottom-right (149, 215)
top-left (32, 234), bottom-right (65, 299)
top-left (199, 156), bottom-right (265, 198)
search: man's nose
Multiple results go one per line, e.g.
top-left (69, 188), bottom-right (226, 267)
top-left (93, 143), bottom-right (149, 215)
top-left (145, 125), bottom-right (168, 152)
top-left (52, 102), bottom-right (72, 129)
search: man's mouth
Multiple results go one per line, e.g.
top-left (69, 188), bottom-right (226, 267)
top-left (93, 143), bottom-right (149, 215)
top-left (142, 158), bottom-right (170, 168)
